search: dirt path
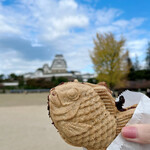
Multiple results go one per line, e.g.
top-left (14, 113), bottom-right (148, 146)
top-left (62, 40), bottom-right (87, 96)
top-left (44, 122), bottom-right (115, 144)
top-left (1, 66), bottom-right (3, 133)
top-left (0, 93), bottom-right (82, 150)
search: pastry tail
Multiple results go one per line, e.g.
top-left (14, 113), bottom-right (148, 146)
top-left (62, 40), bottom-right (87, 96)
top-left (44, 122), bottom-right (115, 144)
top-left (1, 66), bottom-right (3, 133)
top-left (87, 148), bottom-right (106, 150)
top-left (116, 108), bottom-right (136, 135)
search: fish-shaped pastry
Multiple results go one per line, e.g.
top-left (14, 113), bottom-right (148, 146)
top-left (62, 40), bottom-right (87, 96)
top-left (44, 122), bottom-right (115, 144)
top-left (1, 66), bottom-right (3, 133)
top-left (47, 80), bottom-right (136, 150)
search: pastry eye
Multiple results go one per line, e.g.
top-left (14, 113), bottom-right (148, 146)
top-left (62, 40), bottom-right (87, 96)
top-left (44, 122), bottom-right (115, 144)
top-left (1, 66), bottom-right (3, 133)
top-left (67, 88), bottom-right (79, 101)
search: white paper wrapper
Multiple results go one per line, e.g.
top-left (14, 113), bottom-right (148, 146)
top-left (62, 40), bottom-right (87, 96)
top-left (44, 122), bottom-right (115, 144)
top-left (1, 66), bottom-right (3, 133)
top-left (83, 90), bottom-right (150, 150)
top-left (107, 90), bottom-right (150, 150)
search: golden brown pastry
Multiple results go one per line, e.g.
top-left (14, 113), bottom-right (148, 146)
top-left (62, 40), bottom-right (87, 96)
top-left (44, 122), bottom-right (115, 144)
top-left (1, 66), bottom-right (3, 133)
top-left (47, 80), bottom-right (136, 150)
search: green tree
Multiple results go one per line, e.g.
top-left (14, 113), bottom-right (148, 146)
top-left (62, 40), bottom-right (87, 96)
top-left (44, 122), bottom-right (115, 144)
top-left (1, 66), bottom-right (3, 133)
top-left (134, 55), bottom-right (140, 71)
top-left (90, 32), bottom-right (129, 89)
top-left (18, 75), bottom-right (24, 88)
top-left (51, 76), bottom-right (68, 86)
top-left (146, 42), bottom-right (150, 70)
top-left (25, 78), bottom-right (54, 89)
top-left (128, 69), bottom-right (150, 81)
top-left (126, 51), bottom-right (134, 72)
top-left (0, 74), bottom-right (4, 82)
top-left (8, 73), bottom-right (18, 81)
top-left (87, 78), bottom-right (98, 84)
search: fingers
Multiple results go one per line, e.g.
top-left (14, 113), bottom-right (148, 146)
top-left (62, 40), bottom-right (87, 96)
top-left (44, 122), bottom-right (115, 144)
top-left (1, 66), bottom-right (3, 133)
top-left (121, 124), bottom-right (150, 144)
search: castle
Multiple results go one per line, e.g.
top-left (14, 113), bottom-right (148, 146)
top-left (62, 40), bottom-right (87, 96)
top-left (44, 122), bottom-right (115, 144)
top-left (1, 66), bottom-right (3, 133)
top-left (24, 54), bottom-right (95, 81)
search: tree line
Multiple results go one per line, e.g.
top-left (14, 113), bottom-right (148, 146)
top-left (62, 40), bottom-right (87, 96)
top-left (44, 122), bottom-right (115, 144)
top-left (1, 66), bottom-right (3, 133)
top-left (0, 75), bottom-right (68, 89)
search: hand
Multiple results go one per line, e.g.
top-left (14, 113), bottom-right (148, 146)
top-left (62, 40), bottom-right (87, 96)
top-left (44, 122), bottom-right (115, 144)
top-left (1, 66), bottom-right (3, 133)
top-left (121, 124), bottom-right (150, 144)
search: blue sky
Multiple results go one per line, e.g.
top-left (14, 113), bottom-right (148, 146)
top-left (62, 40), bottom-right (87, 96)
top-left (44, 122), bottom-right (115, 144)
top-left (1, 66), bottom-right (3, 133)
top-left (0, 0), bottom-right (149, 75)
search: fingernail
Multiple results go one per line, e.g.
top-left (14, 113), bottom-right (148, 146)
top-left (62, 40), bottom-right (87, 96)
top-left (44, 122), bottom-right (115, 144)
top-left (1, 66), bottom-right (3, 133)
top-left (122, 126), bottom-right (137, 139)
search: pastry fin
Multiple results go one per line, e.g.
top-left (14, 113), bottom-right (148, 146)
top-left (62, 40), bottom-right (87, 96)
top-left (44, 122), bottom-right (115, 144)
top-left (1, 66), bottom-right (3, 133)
top-left (60, 121), bottom-right (92, 138)
top-left (93, 85), bottom-right (117, 115)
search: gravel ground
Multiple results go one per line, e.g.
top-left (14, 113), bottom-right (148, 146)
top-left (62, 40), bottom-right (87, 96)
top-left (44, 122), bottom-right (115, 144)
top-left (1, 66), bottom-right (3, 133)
top-left (0, 93), bottom-right (82, 150)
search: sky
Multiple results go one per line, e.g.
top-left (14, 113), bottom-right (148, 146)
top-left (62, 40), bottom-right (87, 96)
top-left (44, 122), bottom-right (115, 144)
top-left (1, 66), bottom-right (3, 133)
top-left (0, 0), bottom-right (150, 75)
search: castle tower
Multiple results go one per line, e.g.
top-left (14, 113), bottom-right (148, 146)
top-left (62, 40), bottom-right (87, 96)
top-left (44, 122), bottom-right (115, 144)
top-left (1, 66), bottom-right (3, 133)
top-left (51, 54), bottom-right (67, 73)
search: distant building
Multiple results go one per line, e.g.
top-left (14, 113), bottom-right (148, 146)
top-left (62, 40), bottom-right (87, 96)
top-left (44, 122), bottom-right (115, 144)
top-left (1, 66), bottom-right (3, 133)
top-left (24, 54), bottom-right (95, 81)
top-left (1, 82), bottom-right (19, 87)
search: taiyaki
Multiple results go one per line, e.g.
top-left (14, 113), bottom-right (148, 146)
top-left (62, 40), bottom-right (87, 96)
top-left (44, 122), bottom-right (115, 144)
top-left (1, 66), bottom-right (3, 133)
top-left (47, 80), bottom-right (136, 150)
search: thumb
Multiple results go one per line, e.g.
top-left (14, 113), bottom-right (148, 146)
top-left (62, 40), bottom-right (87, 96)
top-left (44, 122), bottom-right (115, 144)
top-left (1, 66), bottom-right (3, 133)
top-left (121, 124), bottom-right (150, 144)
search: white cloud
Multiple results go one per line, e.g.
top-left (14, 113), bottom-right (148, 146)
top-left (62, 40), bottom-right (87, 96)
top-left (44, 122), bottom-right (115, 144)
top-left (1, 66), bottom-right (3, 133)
top-left (97, 25), bottom-right (118, 33)
top-left (43, 15), bottom-right (88, 40)
top-left (96, 17), bottom-right (146, 34)
top-left (0, 50), bottom-right (51, 74)
top-left (95, 8), bottom-right (122, 25)
top-left (52, 15), bottom-right (88, 30)
top-left (127, 39), bottom-right (148, 58)
top-left (113, 18), bottom-right (145, 29)
top-left (59, 0), bottom-right (78, 10)
top-left (129, 18), bottom-right (146, 28)
top-left (113, 20), bottom-right (129, 28)
top-left (0, 12), bottom-right (20, 34)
